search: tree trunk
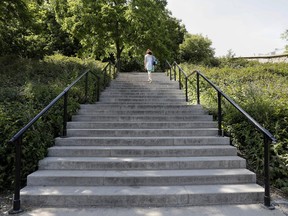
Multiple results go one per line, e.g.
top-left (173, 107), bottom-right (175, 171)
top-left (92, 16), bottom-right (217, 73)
top-left (115, 20), bottom-right (124, 72)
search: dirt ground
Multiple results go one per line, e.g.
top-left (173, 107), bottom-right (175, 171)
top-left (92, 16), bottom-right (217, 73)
top-left (0, 190), bottom-right (12, 216)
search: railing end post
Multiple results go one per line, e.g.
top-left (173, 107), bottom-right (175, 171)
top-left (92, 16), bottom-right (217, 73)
top-left (9, 138), bottom-right (23, 215)
top-left (264, 197), bottom-right (275, 210)
top-left (263, 135), bottom-right (274, 210)
top-left (8, 199), bottom-right (23, 215)
top-left (62, 92), bottom-right (68, 137)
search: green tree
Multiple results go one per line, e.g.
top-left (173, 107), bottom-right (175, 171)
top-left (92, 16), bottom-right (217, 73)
top-left (0, 0), bottom-right (79, 58)
top-left (0, 0), bottom-right (30, 56)
top-left (26, 1), bottom-right (80, 58)
top-left (51, 0), bottom-right (185, 63)
top-left (281, 30), bottom-right (288, 54)
top-left (125, 0), bottom-right (185, 62)
top-left (179, 33), bottom-right (215, 65)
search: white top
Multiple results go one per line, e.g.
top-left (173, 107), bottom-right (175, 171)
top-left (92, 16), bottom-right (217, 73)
top-left (144, 54), bottom-right (155, 71)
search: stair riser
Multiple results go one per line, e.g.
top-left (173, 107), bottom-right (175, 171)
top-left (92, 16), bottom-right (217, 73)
top-left (21, 192), bottom-right (263, 207)
top-left (55, 137), bottom-right (230, 146)
top-left (39, 160), bottom-right (246, 170)
top-left (80, 104), bottom-right (202, 109)
top-left (72, 116), bottom-right (213, 122)
top-left (100, 93), bottom-right (185, 97)
top-left (76, 110), bottom-right (205, 115)
top-left (48, 148), bottom-right (237, 157)
top-left (66, 130), bottom-right (218, 137)
top-left (67, 122), bottom-right (216, 129)
top-left (102, 90), bottom-right (183, 94)
top-left (99, 98), bottom-right (185, 102)
top-left (106, 86), bottom-right (179, 89)
top-left (99, 95), bottom-right (186, 99)
top-left (97, 100), bottom-right (187, 106)
top-left (27, 174), bottom-right (255, 187)
top-left (101, 90), bottom-right (184, 94)
top-left (79, 107), bottom-right (205, 112)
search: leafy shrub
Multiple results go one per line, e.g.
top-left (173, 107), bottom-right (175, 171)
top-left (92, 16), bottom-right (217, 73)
top-left (0, 54), bottom-right (112, 191)
top-left (120, 59), bottom-right (143, 72)
top-left (179, 61), bottom-right (288, 193)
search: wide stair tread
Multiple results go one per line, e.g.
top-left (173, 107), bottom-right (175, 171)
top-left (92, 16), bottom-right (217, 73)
top-left (27, 169), bottom-right (256, 186)
top-left (21, 184), bottom-right (263, 207)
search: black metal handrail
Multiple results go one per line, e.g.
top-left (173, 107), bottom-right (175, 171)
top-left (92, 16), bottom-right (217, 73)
top-left (165, 60), bottom-right (277, 209)
top-left (8, 62), bottom-right (116, 214)
top-left (166, 61), bottom-right (194, 102)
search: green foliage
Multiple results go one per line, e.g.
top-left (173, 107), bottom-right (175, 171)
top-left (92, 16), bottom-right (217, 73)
top-left (120, 59), bottom-right (143, 72)
top-left (0, 54), bottom-right (109, 191)
top-left (0, 1), bottom-right (80, 58)
top-left (180, 61), bottom-right (288, 192)
top-left (179, 33), bottom-right (217, 66)
top-left (1, 0), bottom-right (185, 63)
top-left (51, 0), bottom-right (185, 64)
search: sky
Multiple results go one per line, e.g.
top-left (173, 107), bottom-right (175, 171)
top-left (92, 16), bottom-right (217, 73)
top-left (166, 0), bottom-right (288, 57)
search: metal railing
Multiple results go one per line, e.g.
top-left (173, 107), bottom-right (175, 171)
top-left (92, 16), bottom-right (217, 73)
top-left (8, 62), bottom-right (117, 214)
top-left (166, 60), bottom-right (277, 209)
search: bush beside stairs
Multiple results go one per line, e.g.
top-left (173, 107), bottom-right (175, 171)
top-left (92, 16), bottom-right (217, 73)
top-left (20, 72), bottom-right (264, 207)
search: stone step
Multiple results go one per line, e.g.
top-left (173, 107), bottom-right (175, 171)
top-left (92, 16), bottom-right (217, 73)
top-left (109, 82), bottom-right (178, 86)
top-left (20, 184), bottom-right (264, 207)
top-left (79, 104), bottom-right (204, 111)
top-left (111, 77), bottom-right (175, 81)
top-left (76, 109), bottom-right (206, 115)
top-left (48, 146), bottom-right (237, 157)
top-left (72, 115), bottom-right (213, 122)
top-left (100, 95), bottom-right (186, 99)
top-left (99, 98), bottom-right (186, 103)
top-left (27, 169), bottom-right (255, 186)
top-left (101, 90), bottom-right (184, 95)
top-left (66, 128), bottom-right (218, 137)
top-left (55, 136), bottom-right (230, 146)
top-left (38, 156), bottom-right (246, 170)
top-left (100, 92), bottom-right (184, 96)
top-left (100, 94), bottom-right (185, 99)
top-left (96, 101), bottom-right (188, 105)
top-left (106, 86), bottom-right (180, 90)
top-left (67, 121), bottom-right (216, 129)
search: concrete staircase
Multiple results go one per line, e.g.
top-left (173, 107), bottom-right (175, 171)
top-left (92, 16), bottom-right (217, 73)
top-left (21, 72), bottom-right (264, 207)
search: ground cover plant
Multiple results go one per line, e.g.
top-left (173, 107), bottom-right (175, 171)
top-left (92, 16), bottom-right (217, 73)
top-left (179, 59), bottom-right (288, 193)
top-left (0, 54), bottom-right (108, 191)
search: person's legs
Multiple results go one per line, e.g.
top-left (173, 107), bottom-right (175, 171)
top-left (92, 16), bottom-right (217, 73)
top-left (147, 71), bottom-right (152, 82)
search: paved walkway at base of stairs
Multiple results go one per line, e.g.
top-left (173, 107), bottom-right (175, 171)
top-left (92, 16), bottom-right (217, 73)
top-left (19, 204), bottom-right (288, 216)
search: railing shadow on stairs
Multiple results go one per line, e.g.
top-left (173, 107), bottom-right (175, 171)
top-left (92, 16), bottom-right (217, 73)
top-left (165, 60), bottom-right (277, 210)
top-left (7, 61), bottom-right (118, 214)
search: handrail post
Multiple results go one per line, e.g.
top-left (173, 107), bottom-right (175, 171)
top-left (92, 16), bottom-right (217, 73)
top-left (93, 77), bottom-right (97, 102)
top-left (174, 65), bottom-right (176, 81)
top-left (9, 138), bottom-right (23, 214)
top-left (217, 91), bottom-right (222, 136)
top-left (179, 68), bottom-right (182, 89)
top-left (197, 72), bottom-right (200, 104)
top-left (96, 76), bottom-right (100, 102)
top-left (117, 60), bottom-right (121, 74)
top-left (62, 92), bottom-right (68, 137)
top-left (108, 64), bottom-right (111, 86)
top-left (169, 67), bottom-right (172, 80)
top-left (104, 68), bottom-right (107, 88)
top-left (264, 135), bottom-right (274, 209)
top-left (85, 72), bottom-right (88, 103)
top-left (109, 62), bottom-right (112, 78)
top-left (185, 77), bottom-right (188, 102)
